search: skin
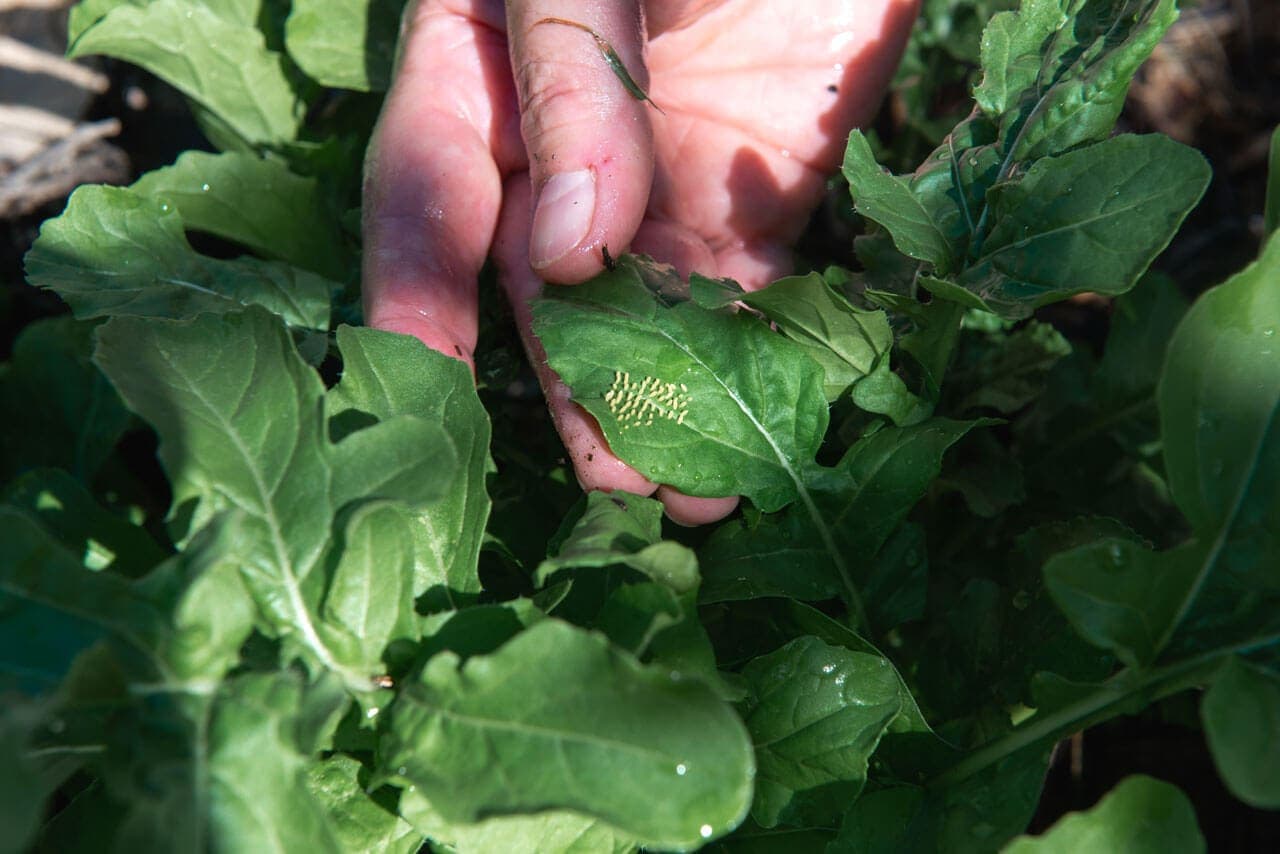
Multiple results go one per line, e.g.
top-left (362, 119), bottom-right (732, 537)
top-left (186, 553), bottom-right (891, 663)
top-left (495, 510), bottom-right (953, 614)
top-left (364, 0), bottom-right (921, 524)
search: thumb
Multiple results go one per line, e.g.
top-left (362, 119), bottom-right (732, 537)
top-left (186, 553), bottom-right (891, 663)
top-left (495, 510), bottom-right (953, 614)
top-left (506, 1), bottom-right (654, 282)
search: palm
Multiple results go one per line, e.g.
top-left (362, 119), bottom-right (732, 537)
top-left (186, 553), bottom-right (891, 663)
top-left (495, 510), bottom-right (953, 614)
top-left (644, 0), bottom-right (914, 282)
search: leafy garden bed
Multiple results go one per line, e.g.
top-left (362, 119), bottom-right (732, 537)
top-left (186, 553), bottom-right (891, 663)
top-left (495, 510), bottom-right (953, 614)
top-left (3, 0), bottom-right (1279, 851)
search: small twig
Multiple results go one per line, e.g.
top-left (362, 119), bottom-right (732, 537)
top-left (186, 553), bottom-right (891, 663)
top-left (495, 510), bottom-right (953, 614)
top-left (0, 118), bottom-right (123, 218)
top-left (0, 35), bottom-right (109, 93)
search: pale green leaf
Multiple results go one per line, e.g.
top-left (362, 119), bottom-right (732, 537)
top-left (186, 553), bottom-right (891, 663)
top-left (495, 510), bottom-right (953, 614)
top-left (381, 619), bottom-right (754, 850)
top-left (93, 309), bottom-right (457, 688)
top-left (305, 755), bottom-right (423, 854)
top-left (131, 150), bottom-right (349, 279)
top-left (327, 326), bottom-right (491, 606)
top-left (285, 0), bottom-right (406, 92)
top-left (25, 186), bottom-right (332, 329)
top-left (69, 0), bottom-right (303, 147)
top-left (842, 131), bottom-right (954, 272)
top-left (1002, 775), bottom-right (1203, 853)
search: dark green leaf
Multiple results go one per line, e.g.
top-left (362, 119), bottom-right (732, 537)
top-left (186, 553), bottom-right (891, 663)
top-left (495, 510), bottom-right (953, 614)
top-left (381, 619), bottom-right (754, 849)
top-left (2, 468), bottom-right (167, 577)
top-left (1267, 125), bottom-right (1279, 237)
top-left (1002, 774), bottom-right (1204, 853)
top-left (741, 637), bottom-right (902, 827)
top-left (0, 317), bottom-right (130, 483)
top-left (1201, 658), bottom-right (1280, 809)
top-left (25, 186), bottom-right (332, 329)
top-left (956, 136), bottom-right (1210, 317)
top-left (843, 131), bottom-right (955, 272)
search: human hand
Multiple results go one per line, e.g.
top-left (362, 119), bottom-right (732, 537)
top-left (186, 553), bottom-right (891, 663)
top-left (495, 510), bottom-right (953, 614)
top-left (363, 0), bottom-right (920, 524)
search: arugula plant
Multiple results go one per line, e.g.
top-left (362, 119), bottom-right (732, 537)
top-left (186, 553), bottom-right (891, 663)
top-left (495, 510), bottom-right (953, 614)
top-left (3, 0), bottom-right (1276, 851)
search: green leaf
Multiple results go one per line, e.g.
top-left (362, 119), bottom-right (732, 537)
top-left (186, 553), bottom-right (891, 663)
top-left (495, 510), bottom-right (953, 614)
top-left (93, 309), bottom-right (457, 688)
top-left (1047, 234), bottom-right (1280, 666)
top-left (1002, 775), bottom-right (1204, 853)
top-left (381, 619), bottom-right (754, 850)
top-left (207, 674), bottom-right (346, 853)
top-left (25, 186), bottom-right (332, 329)
top-left (69, 0), bottom-right (303, 147)
top-left (692, 272), bottom-right (894, 401)
top-left (849, 356), bottom-right (934, 426)
top-left (399, 787), bottom-right (638, 854)
top-left (843, 131), bottom-right (955, 272)
top-left (327, 326), bottom-right (491, 606)
top-left (319, 502), bottom-right (419, 674)
top-left (285, 0), bottom-right (406, 92)
top-left (0, 317), bottom-right (130, 483)
top-left (533, 257), bottom-right (828, 512)
top-left (950, 320), bottom-right (1072, 414)
top-left (536, 490), bottom-right (697, 593)
top-left (2, 468), bottom-right (167, 576)
top-left (131, 150), bottom-right (349, 279)
top-left (305, 755), bottom-right (423, 854)
top-left (956, 135), bottom-right (1210, 317)
top-left (1201, 658), bottom-right (1280, 809)
top-left (741, 637), bottom-right (902, 828)
top-left (974, 0), bottom-right (1178, 160)
top-left (700, 419), bottom-right (986, 628)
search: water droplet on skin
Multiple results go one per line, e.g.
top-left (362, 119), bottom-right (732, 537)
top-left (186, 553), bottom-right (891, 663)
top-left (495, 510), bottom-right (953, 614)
top-left (780, 149), bottom-right (792, 159)
top-left (676, 763), bottom-right (688, 776)
top-left (700, 825), bottom-right (714, 839)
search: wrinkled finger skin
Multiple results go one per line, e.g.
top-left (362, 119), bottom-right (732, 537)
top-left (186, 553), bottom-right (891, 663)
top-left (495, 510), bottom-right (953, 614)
top-left (363, 0), bottom-right (921, 522)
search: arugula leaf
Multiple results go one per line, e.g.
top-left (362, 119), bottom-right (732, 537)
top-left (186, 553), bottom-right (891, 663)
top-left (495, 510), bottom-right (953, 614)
top-left (533, 257), bottom-right (828, 512)
top-left (380, 619), bottom-right (754, 850)
top-left (692, 272), bottom-right (894, 402)
top-left (305, 755), bottom-right (424, 854)
top-left (25, 186), bottom-right (333, 330)
top-left (131, 150), bottom-right (349, 280)
top-left (741, 636), bottom-right (902, 828)
top-left (69, 0), bottom-right (304, 148)
top-left (1002, 775), bottom-right (1204, 853)
top-left (399, 786), bottom-right (638, 854)
top-left (94, 309), bottom-right (457, 687)
top-left (285, 0), bottom-right (406, 92)
top-left (326, 327), bottom-right (491, 608)
top-left (0, 317), bottom-right (130, 483)
top-left (700, 419), bottom-right (986, 630)
top-left (1201, 658), bottom-right (1280, 809)
top-left (953, 135), bottom-right (1210, 315)
top-left (843, 131), bottom-right (955, 271)
top-left (1045, 234), bottom-right (1280, 666)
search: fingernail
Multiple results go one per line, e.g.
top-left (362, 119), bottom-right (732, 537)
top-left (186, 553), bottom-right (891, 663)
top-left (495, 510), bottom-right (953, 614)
top-left (531, 169), bottom-right (595, 268)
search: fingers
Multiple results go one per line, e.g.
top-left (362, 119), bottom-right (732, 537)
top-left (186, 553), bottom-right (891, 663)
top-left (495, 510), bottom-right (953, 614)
top-left (497, 177), bottom-right (740, 525)
top-left (506, 0), bottom-right (654, 282)
top-left (495, 175), bottom-right (658, 498)
top-left (363, 1), bottom-right (523, 364)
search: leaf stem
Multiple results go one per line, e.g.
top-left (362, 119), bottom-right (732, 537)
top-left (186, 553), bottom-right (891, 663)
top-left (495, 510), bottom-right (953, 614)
top-left (926, 632), bottom-right (1280, 789)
